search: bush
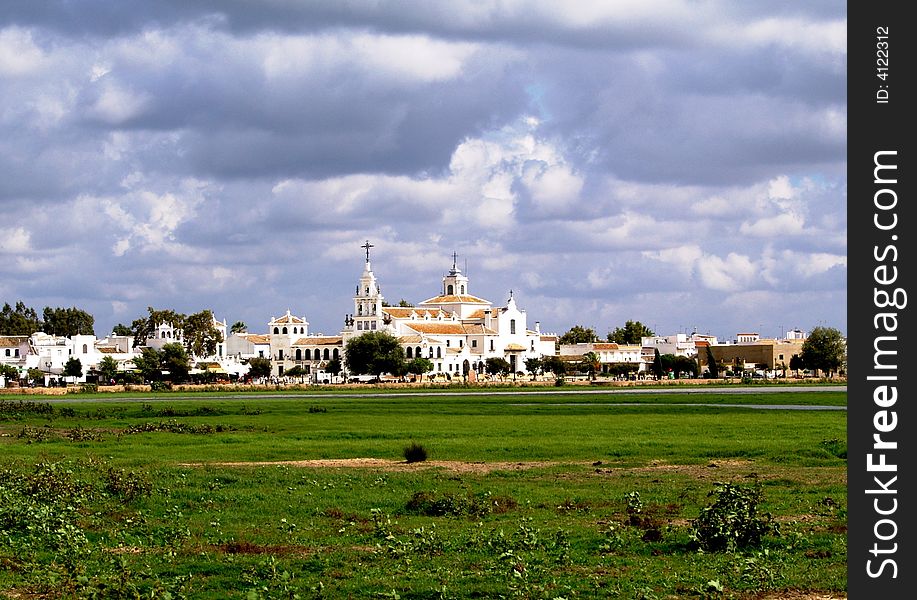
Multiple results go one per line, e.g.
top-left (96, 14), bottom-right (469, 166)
top-left (403, 442), bottom-right (428, 463)
top-left (690, 482), bottom-right (778, 552)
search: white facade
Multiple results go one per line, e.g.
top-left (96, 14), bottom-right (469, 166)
top-left (339, 248), bottom-right (556, 378)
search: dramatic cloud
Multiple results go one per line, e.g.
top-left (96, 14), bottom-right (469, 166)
top-left (0, 1), bottom-right (846, 341)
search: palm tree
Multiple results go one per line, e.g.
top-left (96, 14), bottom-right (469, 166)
top-left (581, 352), bottom-right (601, 380)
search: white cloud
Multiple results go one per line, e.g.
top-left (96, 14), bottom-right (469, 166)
top-left (87, 82), bottom-right (151, 124)
top-left (0, 227), bottom-right (32, 253)
top-left (0, 27), bottom-right (45, 76)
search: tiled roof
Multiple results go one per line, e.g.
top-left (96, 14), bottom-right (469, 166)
top-left (97, 347), bottom-right (118, 354)
top-left (271, 314), bottom-right (306, 324)
top-left (246, 334), bottom-right (271, 344)
top-left (419, 294), bottom-right (490, 305)
top-left (383, 307), bottom-right (448, 319)
top-left (293, 336), bottom-right (343, 346)
top-left (504, 343), bottom-right (526, 351)
top-left (460, 324), bottom-right (497, 335)
top-left (540, 335), bottom-right (558, 341)
top-left (593, 343), bottom-right (619, 350)
top-left (405, 323), bottom-right (470, 335)
top-left (398, 335), bottom-right (423, 344)
top-left (0, 336), bottom-right (27, 347)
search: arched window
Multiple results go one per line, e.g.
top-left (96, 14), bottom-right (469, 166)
top-left (274, 327), bottom-right (279, 334)
top-left (447, 284), bottom-right (454, 295)
top-left (333, 349), bottom-right (339, 359)
top-left (282, 327), bottom-right (288, 334)
top-left (323, 349), bottom-right (330, 360)
top-left (314, 349), bottom-right (321, 360)
top-left (436, 347), bottom-right (442, 358)
top-left (82, 344), bottom-right (88, 353)
top-left (510, 319), bottom-right (516, 334)
top-left (429, 348), bottom-right (434, 358)
top-left (295, 349), bottom-right (302, 360)
top-left (416, 346), bottom-right (421, 358)
top-left (406, 347), bottom-right (413, 358)
top-left (460, 285), bottom-right (465, 294)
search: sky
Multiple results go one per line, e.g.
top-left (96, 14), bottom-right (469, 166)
top-left (0, 1), bottom-right (846, 342)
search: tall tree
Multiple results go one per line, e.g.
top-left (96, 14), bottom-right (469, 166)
top-left (98, 355), bottom-right (120, 383)
top-left (789, 354), bottom-right (805, 377)
top-left (42, 306), bottom-right (95, 337)
top-left (0, 302), bottom-right (41, 335)
top-left (607, 320), bottom-right (655, 345)
top-left (0, 364), bottom-right (19, 382)
top-left (800, 327), bottom-right (846, 377)
top-left (652, 348), bottom-right (664, 379)
top-left (132, 347), bottom-right (163, 382)
top-left (183, 309), bottom-right (223, 358)
top-left (580, 351), bottom-right (601, 380)
top-left (344, 331), bottom-right (405, 377)
top-left (558, 325), bottom-right (598, 345)
top-left (63, 357), bottom-right (83, 384)
top-left (705, 345), bottom-right (719, 378)
top-left (405, 357), bottom-right (434, 381)
top-left (160, 343), bottom-right (191, 382)
top-left (131, 307), bottom-right (185, 347)
top-left (111, 323), bottom-right (133, 336)
top-left (246, 356), bottom-right (272, 379)
top-left (485, 357), bottom-right (512, 379)
top-left (541, 355), bottom-right (567, 377)
top-left (524, 357), bottom-right (543, 380)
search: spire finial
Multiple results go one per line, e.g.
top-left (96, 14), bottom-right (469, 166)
top-left (361, 240), bottom-right (374, 263)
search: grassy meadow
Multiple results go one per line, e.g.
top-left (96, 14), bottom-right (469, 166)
top-left (0, 387), bottom-right (847, 599)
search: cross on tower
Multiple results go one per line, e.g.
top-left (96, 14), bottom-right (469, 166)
top-left (361, 240), bottom-right (374, 263)
top-left (452, 251), bottom-right (458, 270)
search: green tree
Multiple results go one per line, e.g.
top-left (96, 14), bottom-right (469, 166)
top-left (132, 347), bottom-right (163, 382)
top-left (0, 364), bottom-right (19, 382)
top-left (344, 331), bottom-right (405, 377)
top-left (541, 355), bottom-right (567, 377)
top-left (673, 355), bottom-right (698, 379)
top-left (524, 357), bottom-right (542, 380)
top-left (324, 358), bottom-right (343, 379)
top-left (580, 351), bottom-right (601, 380)
top-left (98, 355), bottom-right (119, 383)
top-left (0, 301), bottom-right (41, 335)
top-left (485, 357), bottom-right (512, 380)
top-left (405, 357), bottom-right (434, 381)
top-left (789, 354), bottom-right (805, 377)
top-left (27, 367), bottom-right (44, 385)
top-left (705, 345), bottom-right (719, 378)
top-left (607, 320), bottom-right (654, 345)
top-left (285, 365), bottom-right (307, 382)
top-left (230, 321), bottom-right (247, 334)
top-left (131, 307), bottom-right (185, 347)
top-left (42, 306), bottom-right (95, 337)
top-left (800, 327), bottom-right (846, 377)
top-left (160, 343), bottom-right (190, 382)
top-left (111, 323), bottom-right (133, 336)
top-left (183, 309), bottom-right (224, 358)
top-left (652, 348), bottom-right (663, 379)
top-left (246, 356), bottom-right (272, 379)
top-left (63, 357), bottom-right (83, 384)
top-left (558, 325), bottom-right (598, 345)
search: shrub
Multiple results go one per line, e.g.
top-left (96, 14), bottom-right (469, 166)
top-left (690, 482), bottom-right (778, 552)
top-left (403, 442), bottom-right (428, 463)
top-left (105, 468), bottom-right (153, 502)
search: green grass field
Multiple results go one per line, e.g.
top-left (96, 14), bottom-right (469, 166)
top-left (0, 387), bottom-right (847, 599)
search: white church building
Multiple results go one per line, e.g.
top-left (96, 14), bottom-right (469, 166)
top-left (260, 242), bottom-right (556, 380)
